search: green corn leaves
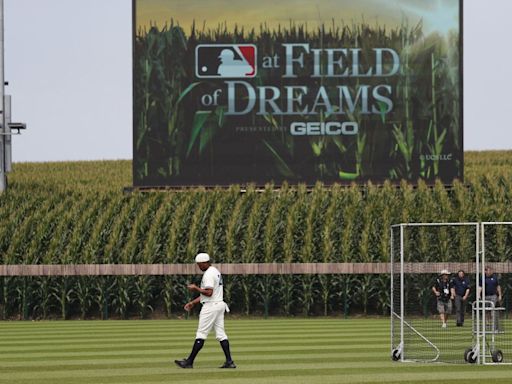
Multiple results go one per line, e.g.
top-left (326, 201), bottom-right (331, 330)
top-left (1, 156), bottom-right (512, 318)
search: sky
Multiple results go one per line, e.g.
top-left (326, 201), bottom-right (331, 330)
top-left (137, 0), bottom-right (459, 34)
top-left (4, 0), bottom-right (512, 163)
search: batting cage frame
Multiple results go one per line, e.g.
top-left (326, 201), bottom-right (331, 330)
top-left (391, 222), bottom-right (512, 365)
top-left (478, 222), bottom-right (512, 365)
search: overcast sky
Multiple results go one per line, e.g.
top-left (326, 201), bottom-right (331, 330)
top-left (4, 0), bottom-right (512, 162)
top-left (137, 0), bottom-right (459, 34)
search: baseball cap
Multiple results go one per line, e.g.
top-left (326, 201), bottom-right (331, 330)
top-left (195, 253), bottom-right (210, 263)
top-left (440, 269), bottom-right (450, 275)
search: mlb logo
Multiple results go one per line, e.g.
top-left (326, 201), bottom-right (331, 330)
top-left (195, 44), bottom-right (257, 79)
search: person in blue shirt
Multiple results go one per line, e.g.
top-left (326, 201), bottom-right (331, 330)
top-left (480, 266), bottom-right (502, 306)
top-left (451, 270), bottom-right (470, 327)
top-left (478, 266), bottom-right (503, 331)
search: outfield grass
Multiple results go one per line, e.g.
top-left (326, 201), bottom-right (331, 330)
top-left (1, 319), bottom-right (512, 384)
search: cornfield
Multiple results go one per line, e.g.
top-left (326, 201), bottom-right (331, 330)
top-left (0, 152), bottom-right (511, 319)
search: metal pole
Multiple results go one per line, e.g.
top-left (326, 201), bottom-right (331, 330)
top-left (400, 224), bottom-right (405, 361)
top-left (0, 0), bottom-right (6, 192)
top-left (476, 223), bottom-right (480, 364)
top-left (481, 223), bottom-right (486, 364)
top-left (390, 227), bottom-right (394, 354)
top-left (4, 94), bottom-right (10, 172)
top-left (480, 223), bottom-right (487, 364)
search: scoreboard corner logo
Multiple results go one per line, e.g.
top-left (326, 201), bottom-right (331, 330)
top-left (195, 44), bottom-right (257, 79)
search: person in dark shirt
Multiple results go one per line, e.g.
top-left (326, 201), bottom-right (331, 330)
top-left (478, 267), bottom-right (503, 331)
top-left (432, 269), bottom-right (455, 328)
top-left (451, 270), bottom-right (470, 327)
top-left (479, 266), bottom-right (502, 306)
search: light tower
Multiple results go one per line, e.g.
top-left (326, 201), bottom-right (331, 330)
top-left (0, 0), bottom-right (26, 192)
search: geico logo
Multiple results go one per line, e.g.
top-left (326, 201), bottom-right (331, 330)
top-left (290, 122), bottom-right (359, 136)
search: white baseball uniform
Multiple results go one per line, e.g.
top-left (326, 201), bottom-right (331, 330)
top-left (196, 266), bottom-right (229, 341)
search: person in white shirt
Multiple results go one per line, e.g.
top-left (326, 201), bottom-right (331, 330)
top-left (174, 253), bottom-right (236, 369)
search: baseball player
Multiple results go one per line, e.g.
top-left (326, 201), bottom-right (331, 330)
top-left (174, 253), bottom-right (236, 369)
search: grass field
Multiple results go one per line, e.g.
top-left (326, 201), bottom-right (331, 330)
top-left (1, 319), bottom-right (512, 384)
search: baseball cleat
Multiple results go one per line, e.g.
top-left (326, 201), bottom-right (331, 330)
top-left (174, 359), bottom-right (193, 369)
top-left (220, 361), bottom-right (236, 369)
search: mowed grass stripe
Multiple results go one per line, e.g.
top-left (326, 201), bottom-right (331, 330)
top-left (0, 362), bottom-right (507, 380)
top-left (0, 320), bottom-right (387, 331)
top-left (0, 328), bottom-right (386, 340)
top-left (0, 318), bottom-right (384, 325)
top-left (0, 334), bottom-right (389, 344)
top-left (0, 342), bottom-right (390, 356)
top-left (0, 323), bottom-right (389, 340)
top-left (0, 335), bottom-right (389, 348)
top-left (0, 353), bottom-right (389, 369)
top-left (0, 343), bottom-right (390, 357)
top-left (71, 371), bottom-right (512, 384)
top-left (0, 327), bottom-right (388, 339)
top-left (0, 327), bottom-right (386, 340)
top-left (0, 326), bottom-right (389, 337)
top-left (0, 333), bottom-right (388, 345)
top-left (0, 341), bottom-right (390, 353)
top-left (2, 365), bottom-right (512, 384)
top-left (0, 360), bottom-right (403, 374)
top-left (0, 325), bottom-right (388, 348)
top-left (0, 326), bottom-right (386, 332)
top-left (0, 349), bottom-right (387, 364)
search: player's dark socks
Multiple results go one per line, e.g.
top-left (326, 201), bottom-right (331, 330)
top-left (220, 339), bottom-right (233, 363)
top-left (187, 338), bottom-right (205, 364)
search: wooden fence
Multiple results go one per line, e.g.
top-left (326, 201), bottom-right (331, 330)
top-left (1, 262), bottom-right (512, 276)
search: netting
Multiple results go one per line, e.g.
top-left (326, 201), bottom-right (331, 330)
top-left (480, 223), bottom-right (512, 364)
top-left (390, 227), bottom-right (401, 361)
top-left (391, 223), bottom-right (478, 363)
